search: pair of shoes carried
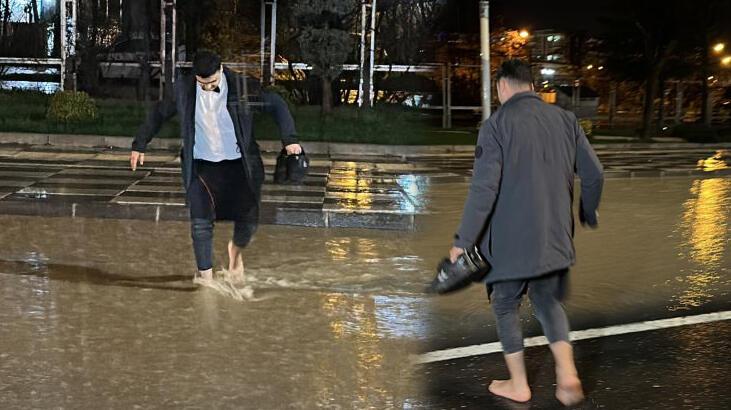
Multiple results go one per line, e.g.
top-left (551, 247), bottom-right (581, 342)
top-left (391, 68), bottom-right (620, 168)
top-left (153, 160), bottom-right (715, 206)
top-left (427, 246), bottom-right (491, 295)
top-left (274, 149), bottom-right (309, 184)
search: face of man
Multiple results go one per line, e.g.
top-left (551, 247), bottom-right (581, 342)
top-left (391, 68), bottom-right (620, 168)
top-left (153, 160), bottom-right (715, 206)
top-left (196, 68), bottom-right (222, 92)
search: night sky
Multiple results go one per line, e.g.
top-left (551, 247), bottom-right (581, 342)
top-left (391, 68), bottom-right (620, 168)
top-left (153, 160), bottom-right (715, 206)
top-left (443, 0), bottom-right (731, 38)
top-left (494, 0), bottom-right (613, 31)
top-left (442, 0), bottom-right (622, 34)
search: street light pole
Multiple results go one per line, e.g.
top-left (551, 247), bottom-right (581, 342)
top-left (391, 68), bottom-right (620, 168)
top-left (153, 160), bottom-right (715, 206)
top-left (357, 1), bottom-right (367, 107)
top-left (367, 0), bottom-right (377, 107)
top-left (260, 0), bottom-right (266, 83)
top-left (269, 0), bottom-right (277, 85)
top-left (479, 1), bottom-right (491, 121)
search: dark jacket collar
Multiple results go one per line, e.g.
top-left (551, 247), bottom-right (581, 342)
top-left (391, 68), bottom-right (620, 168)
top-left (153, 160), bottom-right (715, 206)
top-left (224, 68), bottom-right (235, 104)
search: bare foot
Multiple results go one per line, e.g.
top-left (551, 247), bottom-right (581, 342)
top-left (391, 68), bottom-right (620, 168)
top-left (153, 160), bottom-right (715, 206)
top-left (193, 269), bottom-right (213, 285)
top-left (488, 379), bottom-right (531, 403)
top-left (226, 241), bottom-right (245, 283)
top-left (228, 241), bottom-right (244, 271)
top-left (556, 377), bottom-right (584, 407)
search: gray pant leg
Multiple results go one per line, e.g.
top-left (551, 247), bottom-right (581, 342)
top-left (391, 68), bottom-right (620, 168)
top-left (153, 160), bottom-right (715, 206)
top-left (489, 280), bottom-right (528, 354)
top-left (527, 270), bottom-right (571, 345)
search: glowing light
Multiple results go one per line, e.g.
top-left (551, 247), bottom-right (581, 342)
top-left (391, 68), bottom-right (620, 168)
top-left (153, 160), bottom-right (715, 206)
top-left (598, 66), bottom-right (605, 70)
top-left (519, 30), bottom-right (530, 39)
top-left (713, 43), bottom-right (725, 53)
top-left (586, 64), bottom-right (594, 70)
top-left (722, 56), bottom-right (731, 66)
top-left (540, 68), bottom-right (556, 76)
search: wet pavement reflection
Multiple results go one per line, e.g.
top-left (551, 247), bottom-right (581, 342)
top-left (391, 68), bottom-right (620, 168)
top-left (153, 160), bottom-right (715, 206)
top-left (674, 178), bottom-right (731, 310)
top-left (0, 176), bottom-right (729, 408)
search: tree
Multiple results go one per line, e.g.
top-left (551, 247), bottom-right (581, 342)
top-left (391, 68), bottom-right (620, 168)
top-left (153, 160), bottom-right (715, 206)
top-left (292, 0), bottom-right (358, 113)
top-left (178, 0), bottom-right (216, 57)
top-left (0, 0), bottom-right (12, 53)
top-left (674, 1), bottom-right (731, 126)
top-left (602, 0), bottom-right (682, 140)
top-left (30, 0), bottom-right (38, 22)
top-left (377, 0), bottom-right (443, 64)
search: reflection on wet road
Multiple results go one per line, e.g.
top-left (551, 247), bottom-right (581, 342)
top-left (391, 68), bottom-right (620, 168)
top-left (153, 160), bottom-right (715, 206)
top-left (424, 177), bottom-right (731, 353)
top-left (674, 178), bottom-right (731, 310)
top-left (0, 176), bottom-right (729, 407)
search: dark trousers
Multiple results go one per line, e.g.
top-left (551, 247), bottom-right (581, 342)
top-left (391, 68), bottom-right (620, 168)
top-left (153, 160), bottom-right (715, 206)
top-left (488, 269), bottom-right (571, 354)
top-left (189, 218), bottom-right (257, 271)
top-left (188, 159), bottom-right (258, 271)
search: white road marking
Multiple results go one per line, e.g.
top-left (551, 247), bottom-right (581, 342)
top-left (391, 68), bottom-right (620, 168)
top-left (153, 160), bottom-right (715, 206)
top-left (414, 310), bottom-right (731, 365)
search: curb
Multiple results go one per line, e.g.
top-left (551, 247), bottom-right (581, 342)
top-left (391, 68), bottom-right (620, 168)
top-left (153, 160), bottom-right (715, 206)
top-left (2, 132), bottom-right (729, 156)
top-left (0, 199), bottom-right (418, 231)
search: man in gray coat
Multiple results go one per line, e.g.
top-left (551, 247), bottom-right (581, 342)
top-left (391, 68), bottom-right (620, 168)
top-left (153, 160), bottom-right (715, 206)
top-left (450, 60), bottom-right (603, 405)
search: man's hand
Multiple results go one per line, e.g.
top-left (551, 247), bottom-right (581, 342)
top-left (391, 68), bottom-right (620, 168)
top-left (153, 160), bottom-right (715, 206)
top-left (449, 247), bottom-right (465, 263)
top-left (130, 150), bottom-right (145, 171)
top-left (285, 143), bottom-right (303, 155)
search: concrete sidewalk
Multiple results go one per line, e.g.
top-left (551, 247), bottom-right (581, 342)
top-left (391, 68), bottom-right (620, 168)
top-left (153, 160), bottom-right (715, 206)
top-left (2, 131), bottom-right (731, 156)
top-left (0, 145), bottom-right (434, 230)
top-left (0, 143), bottom-right (728, 229)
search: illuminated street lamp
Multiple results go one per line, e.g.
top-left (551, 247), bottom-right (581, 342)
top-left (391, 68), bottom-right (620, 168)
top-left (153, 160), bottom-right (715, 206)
top-left (519, 30), bottom-right (530, 39)
top-left (713, 43), bottom-right (726, 54)
top-left (722, 56), bottom-right (731, 66)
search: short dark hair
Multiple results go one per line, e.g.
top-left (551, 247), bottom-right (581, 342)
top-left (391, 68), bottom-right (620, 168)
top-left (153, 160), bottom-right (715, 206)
top-left (193, 50), bottom-right (221, 78)
top-left (496, 60), bottom-right (533, 87)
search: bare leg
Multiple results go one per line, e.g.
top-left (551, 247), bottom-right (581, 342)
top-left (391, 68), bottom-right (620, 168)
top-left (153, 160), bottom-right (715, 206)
top-left (488, 351), bottom-right (532, 403)
top-left (227, 240), bottom-right (245, 282)
top-left (550, 341), bottom-right (584, 406)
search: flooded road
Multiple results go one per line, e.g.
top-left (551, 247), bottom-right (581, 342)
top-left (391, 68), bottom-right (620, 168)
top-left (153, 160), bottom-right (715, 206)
top-left (424, 176), bottom-right (731, 353)
top-left (1, 176), bottom-right (730, 408)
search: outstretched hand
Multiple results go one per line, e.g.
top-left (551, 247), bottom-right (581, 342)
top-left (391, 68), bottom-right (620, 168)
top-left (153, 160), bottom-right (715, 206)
top-left (130, 150), bottom-right (145, 171)
top-left (285, 144), bottom-right (303, 155)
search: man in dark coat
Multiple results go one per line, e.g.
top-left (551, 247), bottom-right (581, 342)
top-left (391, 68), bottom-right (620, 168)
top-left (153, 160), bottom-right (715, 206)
top-left (130, 50), bottom-right (301, 283)
top-left (450, 60), bottom-right (603, 405)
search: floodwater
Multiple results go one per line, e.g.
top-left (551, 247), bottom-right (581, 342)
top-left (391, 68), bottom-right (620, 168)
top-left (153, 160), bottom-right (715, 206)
top-left (1, 176), bottom-right (730, 408)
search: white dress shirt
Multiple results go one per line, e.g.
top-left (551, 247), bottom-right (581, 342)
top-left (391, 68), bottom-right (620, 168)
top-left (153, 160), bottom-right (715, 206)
top-left (193, 73), bottom-right (241, 161)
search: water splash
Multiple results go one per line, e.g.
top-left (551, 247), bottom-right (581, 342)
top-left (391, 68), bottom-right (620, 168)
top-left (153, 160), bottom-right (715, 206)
top-left (194, 268), bottom-right (266, 302)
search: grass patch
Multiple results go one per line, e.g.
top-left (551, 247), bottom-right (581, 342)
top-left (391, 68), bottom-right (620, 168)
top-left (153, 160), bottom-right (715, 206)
top-left (0, 91), bottom-right (179, 137)
top-left (0, 91), bottom-right (474, 145)
top-left (256, 105), bottom-right (477, 145)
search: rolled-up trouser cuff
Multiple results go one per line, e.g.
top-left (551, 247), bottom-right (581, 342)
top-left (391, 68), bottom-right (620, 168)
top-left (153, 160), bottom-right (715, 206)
top-left (233, 219), bottom-right (258, 248)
